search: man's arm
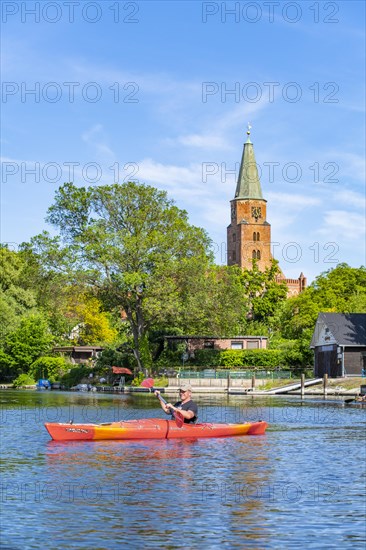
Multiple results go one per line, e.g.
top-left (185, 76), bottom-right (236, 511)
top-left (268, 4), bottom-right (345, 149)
top-left (168, 406), bottom-right (195, 420)
top-left (154, 390), bottom-right (171, 414)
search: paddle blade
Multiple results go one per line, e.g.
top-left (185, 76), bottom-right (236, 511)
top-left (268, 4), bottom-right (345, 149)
top-left (141, 378), bottom-right (155, 389)
top-left (174, 411), bottom-right (184, 428)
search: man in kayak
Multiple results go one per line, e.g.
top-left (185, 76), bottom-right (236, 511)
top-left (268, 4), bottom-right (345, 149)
top-left (155, 383), bottom-right (198, 423)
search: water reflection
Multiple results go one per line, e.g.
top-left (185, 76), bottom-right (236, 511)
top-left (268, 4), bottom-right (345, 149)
top-left (1, 390), bottom-right (365, 549)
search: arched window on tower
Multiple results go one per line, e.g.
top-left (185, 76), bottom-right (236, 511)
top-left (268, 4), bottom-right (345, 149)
top-left (252, 250), bottom-right (257, 259)
top-left (256, 232), bottom-right (260, 241)
top-left (257, 250), bottom-right (261, 260)
top-left (253, 232), bottom-right (257, 242)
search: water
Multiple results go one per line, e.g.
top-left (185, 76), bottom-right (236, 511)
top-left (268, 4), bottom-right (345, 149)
top-left (1, 390), bottom-right (365, 549)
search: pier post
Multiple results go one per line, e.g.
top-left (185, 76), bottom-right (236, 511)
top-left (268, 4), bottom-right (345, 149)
top-left (227, 372), bottom-right (231, 390)
top-left (301, 373), bottom-right (305, 397)
top-left (323, 374), bottom-right (328, 397)
top-left (251, 375), bottom-right (256, 391)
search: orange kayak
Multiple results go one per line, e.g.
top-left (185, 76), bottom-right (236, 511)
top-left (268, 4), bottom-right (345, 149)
top-left (45, 418), bottom-right (268, 441)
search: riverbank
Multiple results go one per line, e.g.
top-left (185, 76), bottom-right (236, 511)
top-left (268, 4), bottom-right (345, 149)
top-left (3, 376), bottom-right (364, 397)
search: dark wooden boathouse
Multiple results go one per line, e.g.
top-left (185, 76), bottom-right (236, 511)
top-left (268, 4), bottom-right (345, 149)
top-left (310, 313), bottom-right (366, 378)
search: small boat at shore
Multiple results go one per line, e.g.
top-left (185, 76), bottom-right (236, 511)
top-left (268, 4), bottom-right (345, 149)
top-left (45, 418), bottom-right (268, 441)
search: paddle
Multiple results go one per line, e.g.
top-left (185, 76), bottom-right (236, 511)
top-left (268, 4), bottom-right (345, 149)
top-left (141, 378), bottom-right (184, 428)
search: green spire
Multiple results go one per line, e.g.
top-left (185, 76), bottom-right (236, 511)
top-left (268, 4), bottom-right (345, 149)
top-left (234, 125), bottom-right (263, 200)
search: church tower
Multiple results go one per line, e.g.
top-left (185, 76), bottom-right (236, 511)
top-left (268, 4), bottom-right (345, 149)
top-left (227, 126), bottom-right (307, 296)
top-left (227, 126), bottom-right (272, 271)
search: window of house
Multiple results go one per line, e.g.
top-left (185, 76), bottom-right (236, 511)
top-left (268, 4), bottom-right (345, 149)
top-left (233, 233), bottom-right (236, 242)
top-left (247, 341), bottom-right (259, 349)
top-left (204, 341), bottom-right (214, 349)
top-left (231, 341), bottom-right (243, 350)
top-left (232, 250), bottom-right (236, 261)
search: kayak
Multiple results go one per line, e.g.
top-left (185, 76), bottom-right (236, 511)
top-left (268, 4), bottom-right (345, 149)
top-left (44, 418), bottom-right (268, 441)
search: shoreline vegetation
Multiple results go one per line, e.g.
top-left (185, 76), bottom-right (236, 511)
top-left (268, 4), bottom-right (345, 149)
top-left (1, 184), bottom-right (365, 388)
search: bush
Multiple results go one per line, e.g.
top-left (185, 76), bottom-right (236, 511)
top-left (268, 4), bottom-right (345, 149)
top-left (154, 349), bottom-right (185, 367)
top-left (29, 356), bottom-right (68, 383)
top-left (61, 365), bottom-right (91, 388)
top-left (13, 373), bottom-right (36, 387)
top-left (153, 347), bottom-right (310, 370)
top-left (131, 372), bottom-right (145, 386)
top-left (95, 347), bottom-right (136, 370)
top-left (192, 350), bottom-right (221, 367)
top-left (220, 349), bottom-right (285, 368)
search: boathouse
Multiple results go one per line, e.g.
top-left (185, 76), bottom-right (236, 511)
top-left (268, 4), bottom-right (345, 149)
top-left (310, 313), bottom-right (366, 377)
top-left (53, 346), bottom-right (104, 365)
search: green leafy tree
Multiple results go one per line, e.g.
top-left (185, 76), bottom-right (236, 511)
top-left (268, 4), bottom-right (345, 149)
top-left (239, 259), bottom-right (288, 334)
top-left (37, 181), bottom-right (213, 371)
top-left (0, 246), bottom-right (37, 344)
top-left (4, 314), bottom-right (54, 375)
top-left (280, 264), bottom-right (366, 338)
top-left (177, 265), bottom-right (248, 336)
top-left (19, 238), bottom-right (86, 342)
top-left (29, 356), bottom-right (67, 382)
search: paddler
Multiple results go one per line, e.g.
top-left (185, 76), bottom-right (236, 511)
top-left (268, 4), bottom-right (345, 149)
top-left (155, 383), bottom-right (198, 423)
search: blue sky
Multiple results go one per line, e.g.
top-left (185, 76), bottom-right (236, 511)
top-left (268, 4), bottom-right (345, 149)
top-left (1, 0), bottom-right (365, 282)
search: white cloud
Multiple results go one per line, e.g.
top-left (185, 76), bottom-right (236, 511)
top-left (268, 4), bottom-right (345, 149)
top-left (266, 192), bottom-right (321, 208)
top-left (333, 190), bottom-right (366, 209)
top-left (319, 210), bottom-right (366, 238)
top-left (177, 134), bottom-right (229, 150)
top-left (81, 124), bottom-right (115, 162)
top-left (326, 151), bottom-right (365, 181)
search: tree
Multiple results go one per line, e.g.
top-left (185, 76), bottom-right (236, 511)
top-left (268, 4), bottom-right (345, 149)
top-left (239, 259), bottom-right (288, 333)
top-left (4, 314), bottom-right (54, 374)
top-left (174, 264), bottom-right (248, 336)
top-left (40, 181), bottom-right (213, 370)
top-left (280, 264), bottom-right (366, 338)
top-left (73, 295), bottom-right (118, 345)
top-left (0, 246), bottom-right (37, 345)
top-left (19, 237), bottom-right (85, 342)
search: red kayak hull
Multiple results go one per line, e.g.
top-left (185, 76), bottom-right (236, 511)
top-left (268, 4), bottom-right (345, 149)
top-left (45, 419), bottom-right (268, 441)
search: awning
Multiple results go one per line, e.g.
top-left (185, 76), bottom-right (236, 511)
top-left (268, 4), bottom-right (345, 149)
top-left (112, 366), bottom-right (133, 375)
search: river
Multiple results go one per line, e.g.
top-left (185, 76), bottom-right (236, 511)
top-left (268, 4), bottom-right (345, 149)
top-left (1, 390), bottom-right (365, 549)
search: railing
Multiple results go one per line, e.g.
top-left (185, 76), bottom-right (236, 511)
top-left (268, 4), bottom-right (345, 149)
top-left (178, 369), bottom-right (292, 380)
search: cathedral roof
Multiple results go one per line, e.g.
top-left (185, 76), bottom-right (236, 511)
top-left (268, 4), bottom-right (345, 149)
top-left (234, 136), bottom-right (264, 200)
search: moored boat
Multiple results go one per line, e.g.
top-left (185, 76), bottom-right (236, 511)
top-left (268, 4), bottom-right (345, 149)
top-left (45, 418), bottom-right (268, 441)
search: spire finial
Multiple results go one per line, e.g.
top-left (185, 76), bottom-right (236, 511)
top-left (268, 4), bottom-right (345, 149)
top-left (247, 122), bottom-right (252, 136)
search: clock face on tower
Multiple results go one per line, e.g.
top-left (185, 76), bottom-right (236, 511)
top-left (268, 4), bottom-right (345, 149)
top-left (251, 206), bottom-right (262, 221)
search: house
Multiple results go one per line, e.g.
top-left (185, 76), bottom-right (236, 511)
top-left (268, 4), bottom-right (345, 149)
top-left (165, 335), bottom-right (267, 356)
top-left (53, 346), bottom-right (104, 365)
top-left (310, 313), bottom-right (366, 377)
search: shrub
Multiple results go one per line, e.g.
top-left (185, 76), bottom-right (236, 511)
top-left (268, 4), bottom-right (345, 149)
top-left (29, 356), bottom-right (68, 383)
top-left (131, 372), bottom-right (145, 386)
top-left (61, 365), bottom-right (91, 388)
top-left (13, 373), bottom-right (36, 387)
top-left (192, 350), bottom-right (221, 367)
top-left (153, 347), bottom-right (295, 370)
top-left (154, 349), bottom-right (185, 367)
top-left (96, 347), bottom-right (136, 370)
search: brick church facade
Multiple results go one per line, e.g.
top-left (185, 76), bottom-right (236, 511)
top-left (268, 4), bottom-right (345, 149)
top-left (227, 129), bottom-right (306, 296)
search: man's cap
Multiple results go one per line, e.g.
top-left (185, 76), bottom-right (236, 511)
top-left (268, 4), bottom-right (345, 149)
top-left (179, 383), bottom-right (192, 392)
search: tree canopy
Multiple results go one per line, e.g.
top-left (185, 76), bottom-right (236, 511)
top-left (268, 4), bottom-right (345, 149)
top-left (43, 181), bottom-right (215, 369)
top-left (1, 180), bottom-right (365, 380)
